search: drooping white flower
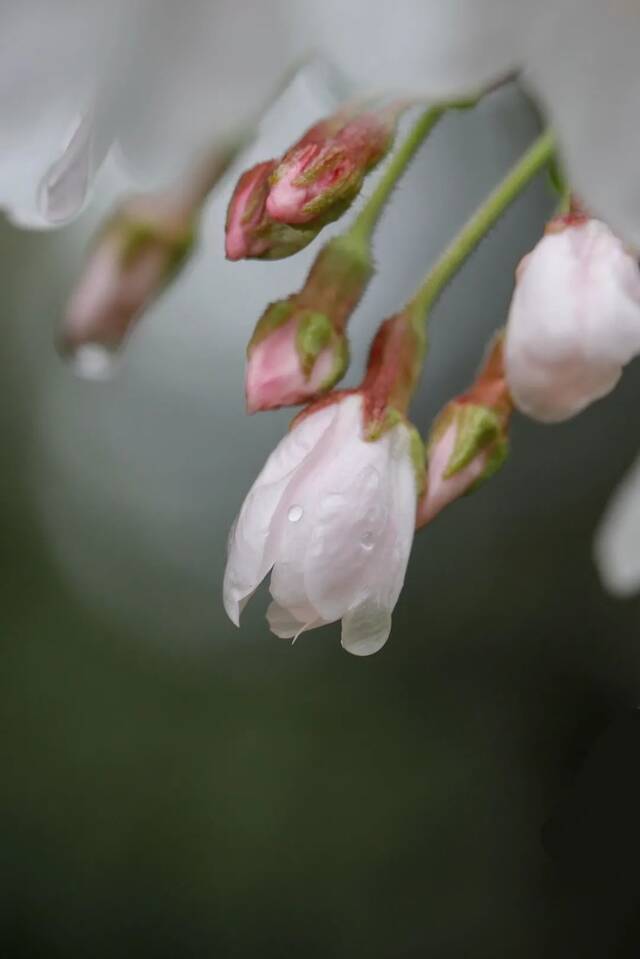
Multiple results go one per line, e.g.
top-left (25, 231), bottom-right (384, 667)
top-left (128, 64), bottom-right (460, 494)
top-left (8, 0), bottom-right (640, 246)
top-left (504, 217), bottom-right (640, 423)
top-left (223, 393), bottom-right (418, 656)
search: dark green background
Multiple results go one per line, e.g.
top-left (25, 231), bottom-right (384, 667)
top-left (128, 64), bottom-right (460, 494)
top-left (2, 84), bottom-right (640, 957)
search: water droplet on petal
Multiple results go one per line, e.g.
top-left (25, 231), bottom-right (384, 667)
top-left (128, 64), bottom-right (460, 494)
top-left (288, 504), bottom-right (304, 523)
top-left (361, 530), bottom-right (375, 550)
top-left (67, 344), bottom-right (119, 381)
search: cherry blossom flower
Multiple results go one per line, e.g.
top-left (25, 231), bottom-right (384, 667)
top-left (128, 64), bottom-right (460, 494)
top-left (504, 216), bottom-right (640, 423)
top-left (223, 393), bottom-right (418, 656)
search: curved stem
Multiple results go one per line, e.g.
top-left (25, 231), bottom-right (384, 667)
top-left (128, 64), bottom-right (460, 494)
top-left (409, 129), bottom-right (555, 320)
top-left (347, 106), bottom-right (445, 245)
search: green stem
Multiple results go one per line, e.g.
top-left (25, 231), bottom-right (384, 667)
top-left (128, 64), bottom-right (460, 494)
top-left (409, 129), bottom-right (555, 319)
top-left (347, 106), bottom-right (445, 245)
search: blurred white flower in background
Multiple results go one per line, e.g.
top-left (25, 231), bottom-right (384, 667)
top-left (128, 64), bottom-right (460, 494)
top-left (4, 0), bottom-right (640, 245)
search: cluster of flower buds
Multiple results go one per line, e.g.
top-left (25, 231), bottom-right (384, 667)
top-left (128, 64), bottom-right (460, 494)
top-left (224, 104), bottom-right (521, 656)
top-left (225, 103), bottom-right (403, 261)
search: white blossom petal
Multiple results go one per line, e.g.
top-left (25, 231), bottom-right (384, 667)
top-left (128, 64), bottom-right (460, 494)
top-left (525, 0), bottom-right (640, 248)
top-left (291, 0), bottom-right (531, 98)
top-left (594, 455), bottom-right (640, 598)
top-left (266, 601), bottom-right (324, 639)
top-left (341, 601), bottom-right (392, 657)
top-left (223, 404), bottom-right (337, 624)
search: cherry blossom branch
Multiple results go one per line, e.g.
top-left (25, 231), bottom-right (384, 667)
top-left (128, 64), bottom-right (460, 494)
top-left (409, 129), bottom-right (555, 319)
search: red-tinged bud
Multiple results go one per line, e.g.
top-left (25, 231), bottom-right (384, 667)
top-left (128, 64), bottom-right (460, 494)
top-left (63, 194), bottom-right (195, 379)
top-left (359, 303), bottom-right (426, 439)
top-left (225, 160), bottom-right (319, 261)
top-left (245, 233), bottom-right (373, 411)
top-left (417, 335), bottom-right (512, 527)
top-left (266, 106), bottom-right (401, 226)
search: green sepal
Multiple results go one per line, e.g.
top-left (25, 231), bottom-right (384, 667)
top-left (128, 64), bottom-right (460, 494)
top-left (365, 405), bottom-right (403, 442)
top-left (468, 435), bottom-right (509, 493)
top-left (295, 310), bottom-right (333, 376)
top-left (442, 404), bottom-right (503, 479)
top-left (111, 216), bottom-right (196, 282)
top-left (319, 334), bottom-right (349, 391)
top-left (407, 423), bottom-right (427, 496)
top-left (248, 298), bottom-right (296, 354)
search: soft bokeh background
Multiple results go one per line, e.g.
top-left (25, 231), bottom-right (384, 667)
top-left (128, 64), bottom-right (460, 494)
top-left (3, 73), bottom-right (640, 957)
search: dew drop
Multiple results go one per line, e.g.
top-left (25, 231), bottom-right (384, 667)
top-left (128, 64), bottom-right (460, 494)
top-left (68, 344), bottom-right (119, 381)
top-left (361, 530), bottom-right (375, 550)
top-left (288, 504), bottom-right (304, 523)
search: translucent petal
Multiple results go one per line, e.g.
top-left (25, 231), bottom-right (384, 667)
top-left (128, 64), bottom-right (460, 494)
top-left (223, 403), bottom-right (337, 624)
top-left (594, 454), bottom-right (640, 598)
top-left (525, 0), bottom-right (640, 248)
top-left (341, 601), bottom-right (392, 657)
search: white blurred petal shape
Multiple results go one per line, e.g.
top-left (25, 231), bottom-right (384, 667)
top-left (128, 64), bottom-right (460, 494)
top-left (595, 455), bottom-right (640, 598)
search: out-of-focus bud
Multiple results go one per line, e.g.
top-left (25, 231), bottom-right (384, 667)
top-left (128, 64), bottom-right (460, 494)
top-left (64, 144), bottom-right (236, 378)
top-left (505, 215), bottom-right (640, 423)
top-left (266, 105), bottom-right (401, 226)
top-left (63, 194), bottom-right (195, 379)
top-left (224, 159), bottom-right (320, 261)
top-left (417, 336), bottom-right (511, 527)
top-left (245, 234), bottom-right (372, 411)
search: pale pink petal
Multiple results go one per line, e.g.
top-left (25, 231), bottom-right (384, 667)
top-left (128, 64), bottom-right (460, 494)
top-left (525, 0), bottom-right (640, 249)
top-left (341, 601), bottom-right (392, 657)
top-left (223, 402), bottom-right (338, 624)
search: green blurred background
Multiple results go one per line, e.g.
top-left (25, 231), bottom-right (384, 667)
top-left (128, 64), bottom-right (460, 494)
top-left (3, 81), bottom-right (640, 957)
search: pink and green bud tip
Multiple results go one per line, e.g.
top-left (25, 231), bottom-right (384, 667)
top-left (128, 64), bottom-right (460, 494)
top-left (225, 160), bottom-right (320, 261)
top-left (417, 335), bottom-right (512, 527)
top-left (245, 234), bottom-right (373, 411)
top-left (266, 105), bottom-right (401, 226)
top-left (63, 194), bottom-right (195, 377)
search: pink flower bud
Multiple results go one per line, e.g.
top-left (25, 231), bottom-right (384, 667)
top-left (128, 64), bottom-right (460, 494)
top-left (225, 160), bottom-right (320, 261)
top-left (244, 233), bottom-right (372, 411)
top-left (266, 108), bottom-right (398, 226)
top-left (63, 194), bottom-right (194, 377)
top-left (417, 336), bottom-right (511, 527)
top-left (505, 216), bottom-right (640, 422)
top-left (245, 312), bottom-right (343, 413)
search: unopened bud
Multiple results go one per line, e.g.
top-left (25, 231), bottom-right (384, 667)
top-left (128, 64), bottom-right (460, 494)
top-left (246, 303), bottom-right (346, 413)
top-left (245, 233), bottom-right (372, 411)
top-left (505, 216), bottom-right (640, 422)
top-left (63, 195), bottom-right (195, 378)
top-left (225, 159), bottom-right (323, 261)
top-left (267, 106), bottom-right (399, 226)
top-left (418, 336), bottom-right (511, 526)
